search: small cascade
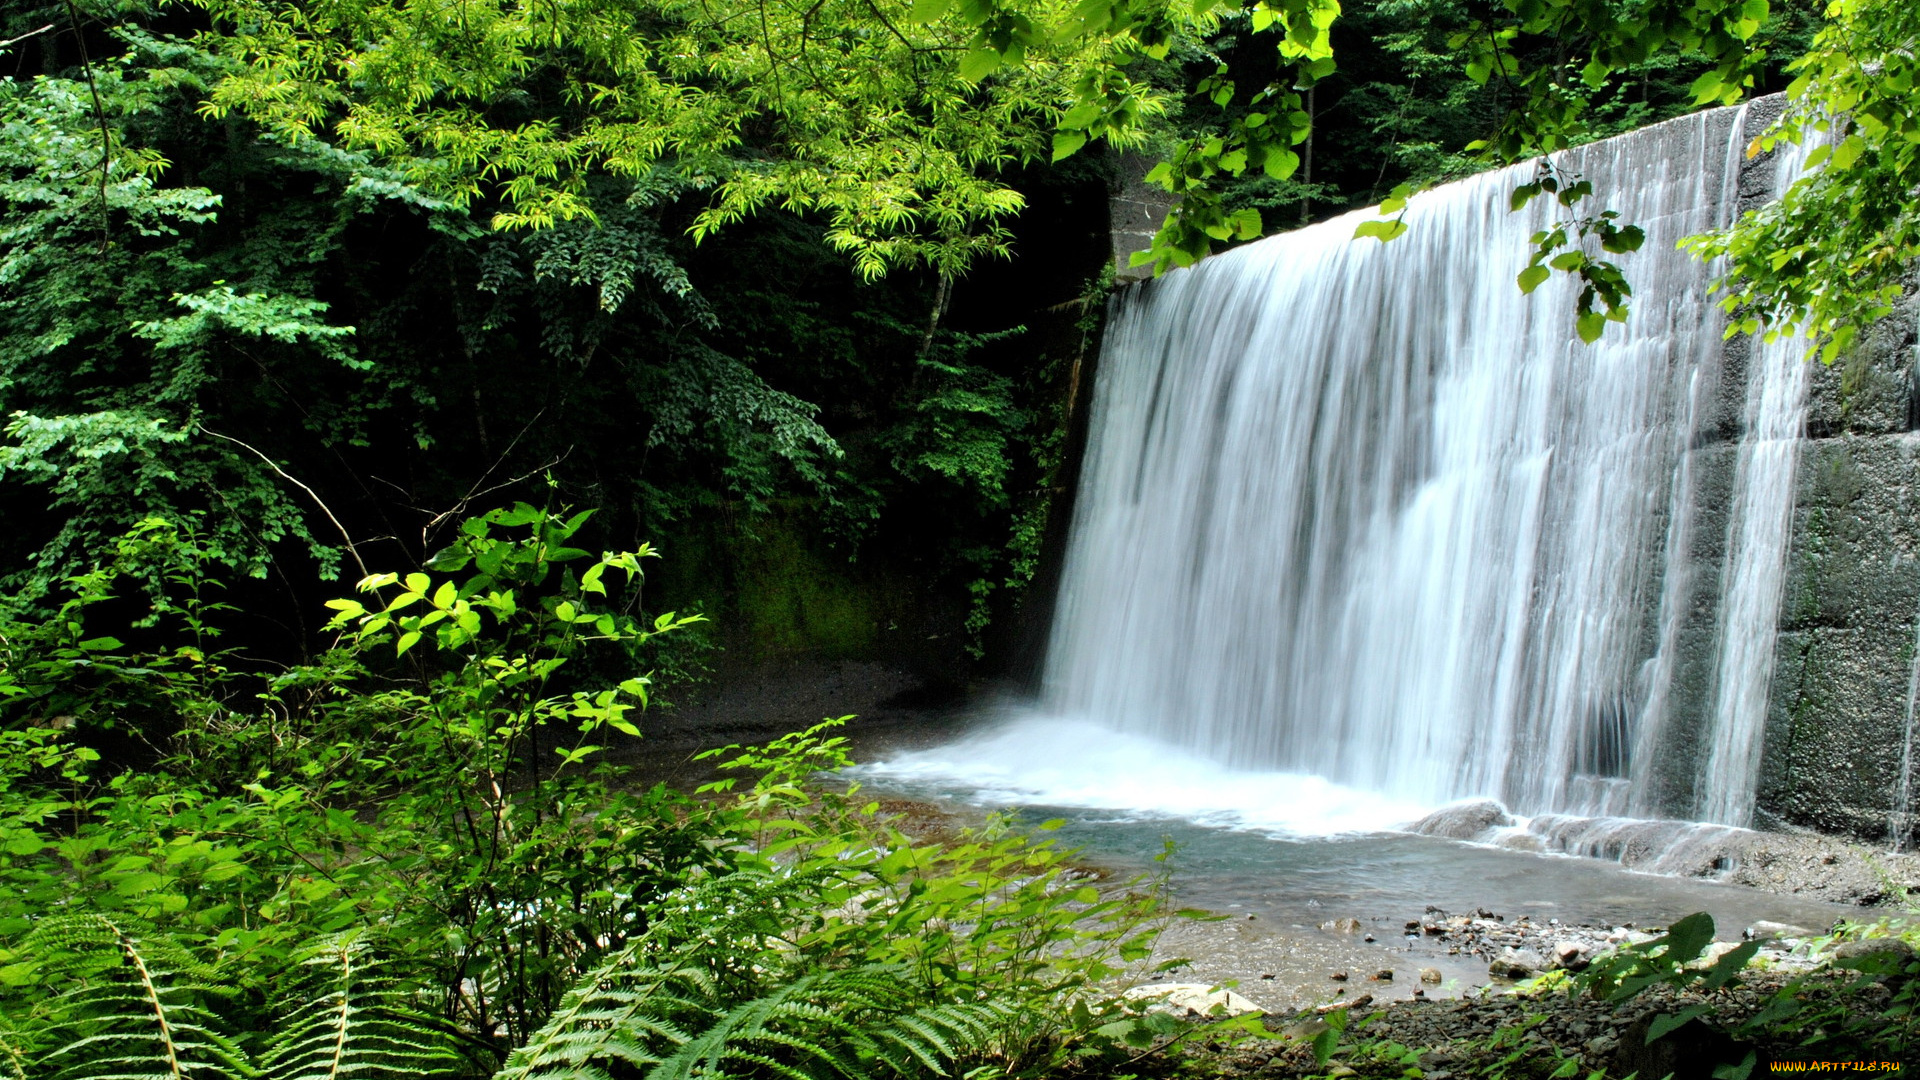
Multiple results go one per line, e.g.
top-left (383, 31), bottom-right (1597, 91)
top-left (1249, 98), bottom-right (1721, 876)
top-left (1043, 102), bottom-right (1807, 826)
top-left (1697, 134), bottom-right (1817, 828)
top-left (1408, 800), bottom-right (1756, 877)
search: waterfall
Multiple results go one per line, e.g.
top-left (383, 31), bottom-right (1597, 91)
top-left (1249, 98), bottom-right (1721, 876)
top-left (1695, 125), bottom-right (1816, 827)
top-left (1044, 103), bottom-right (1806, 826)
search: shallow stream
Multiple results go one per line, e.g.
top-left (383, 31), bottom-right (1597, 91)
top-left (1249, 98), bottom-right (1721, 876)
top-left (850, 709), bottom-right (1865, 1011)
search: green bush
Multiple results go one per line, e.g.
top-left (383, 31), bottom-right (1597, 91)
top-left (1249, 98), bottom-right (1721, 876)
top-left (0, 509), bottom-right (1179, 1077)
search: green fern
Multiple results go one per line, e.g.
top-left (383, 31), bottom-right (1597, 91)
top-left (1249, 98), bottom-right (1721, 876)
top-left (0, 1010), bottom-right (33, 1080)
top-left (24, 914), bottom-right (249, 1080)
top-left (497, 870), bottom-right (812, 1080)
top-left (499, 869), bottom-right (1017, 1080)
top-left (12, 917), bottom-right (461, 1080)
top-left (257, 930), bottom-right (461, 1080)
top-left (649, 966), bottom-right (1017, 1080)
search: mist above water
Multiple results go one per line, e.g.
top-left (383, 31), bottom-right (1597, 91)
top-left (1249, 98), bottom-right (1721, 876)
top-left (860, 711), bottom-right (1430, 837)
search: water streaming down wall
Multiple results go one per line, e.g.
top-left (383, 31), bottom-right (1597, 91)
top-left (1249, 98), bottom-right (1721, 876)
top-left (1048, 104), bottom-right (1814, 828)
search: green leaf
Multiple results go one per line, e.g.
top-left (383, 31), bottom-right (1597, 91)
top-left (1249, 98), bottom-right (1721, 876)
top-left (1831, 134), bottom-right (1865, 170)
top-left (1052, 131), bottom-right (1087, 162)
top-left (906, 0), bottom-right (951, 24)
top-left (958, 47), bottom-right (1001, 82)
top-left (1646, 1003), bottom-right (1711, 1043)
top-left (1661, 913), bottom-right (1716, 965)
top-left (1601, 225), bottom-right (1646, 253)
top-left (1517, 265), bottom-right (1551, 293)
top-left (1576, 311), bottom-right (1606, 343)
top-left (1689, 69), bottom-right (1729, 105)
top-left (1353, 218), bottom-right (1407, 242)
top-left (1700, 940), bottom-right (1760, 990)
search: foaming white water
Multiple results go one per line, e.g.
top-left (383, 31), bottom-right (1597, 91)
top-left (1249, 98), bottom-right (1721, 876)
top-left (856, 714), bottom-right (1433, 836)
top-left (1038, 102), bottom-right (1805, 828)
top-left (1697, 129), bottom-right (1818, 828)
top-left (1409, 799), bottom-right (1762, 877)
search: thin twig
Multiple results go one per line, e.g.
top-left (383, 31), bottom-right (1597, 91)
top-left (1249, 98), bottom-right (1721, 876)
top-left (198, 425), bottom-right (371, 580)
top-left (60, 0), bottom-right (111, 250)
top-left (0, 23), bottom-right (55, 51)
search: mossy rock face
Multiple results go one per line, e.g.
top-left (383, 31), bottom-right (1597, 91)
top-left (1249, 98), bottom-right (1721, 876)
top-left (727, 519), bottom-right (878, 662)
top-left (1754, 275), bottom-right (1920, 845)
top-left (649, 504), bottom-right (969, 678)
top-left (1761, 627), bottom-right (1915, 839)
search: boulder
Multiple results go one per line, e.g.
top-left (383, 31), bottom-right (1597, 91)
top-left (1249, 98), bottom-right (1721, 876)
top-left (1549, 941), bottom-right (1591, 971)
top-left (1830, 937), bottom-right (1917, 971)
top-left (1488, 947), bottom-right (1545, 979)
top-left (1409, 799), bottom-right (1515, 840)
top-left (1122, 983), bottom-right (1263, 1019)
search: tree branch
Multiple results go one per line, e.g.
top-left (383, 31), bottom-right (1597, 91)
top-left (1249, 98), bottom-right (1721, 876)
top-left (60, 0), bottom-right (111, 250)
top-left (198, 425), bottom-right (371, 580)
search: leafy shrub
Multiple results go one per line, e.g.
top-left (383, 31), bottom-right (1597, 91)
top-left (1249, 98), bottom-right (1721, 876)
top-left (0, 509), bottom-right (1180, 1077)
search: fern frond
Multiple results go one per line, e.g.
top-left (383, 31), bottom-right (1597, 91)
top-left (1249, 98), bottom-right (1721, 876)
top-left (25, 914), bottom-right (250, 1080)
top-left (503, 861), bottom-right (1039, 1080)
top-left (498, 867), bottom-right (832, 1080)
top-left (257, 929), bottom-right (461, 1080)
top-left (0, 1011), bottom-right (34, 1080)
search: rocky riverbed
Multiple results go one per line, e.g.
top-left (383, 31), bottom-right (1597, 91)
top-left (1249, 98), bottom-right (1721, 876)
top-left (1148, 914), bottom-right (1916, 1078)
top-left (1138, 905), bottom-right (1843, 1014)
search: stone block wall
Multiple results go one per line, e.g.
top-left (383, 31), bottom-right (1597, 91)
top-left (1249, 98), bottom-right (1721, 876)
top-left (1758, 280), bottom-right (1920, 846)
top-left (1109, 151), bottom-right (1174, 283)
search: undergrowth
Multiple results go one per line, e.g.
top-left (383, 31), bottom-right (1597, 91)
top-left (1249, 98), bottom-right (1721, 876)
top-left (0, 510), bottom-right (1196, 1078)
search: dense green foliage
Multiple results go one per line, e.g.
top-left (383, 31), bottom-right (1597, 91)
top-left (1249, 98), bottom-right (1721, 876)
top-left (0, 7), bottom-right (1102, 668)
top-left (192, 0), bottom-right (1138, 277)
top-left (0, 0), bottom-right (1902, 660)
top-left (0, 511), bottom-right (1183, 1076)
top-left (5, 0), bottom-right (1919, 1073)
top-left (1688, 0), bottom-right (1920, 361)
